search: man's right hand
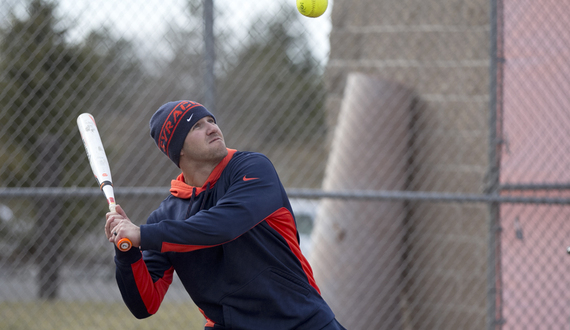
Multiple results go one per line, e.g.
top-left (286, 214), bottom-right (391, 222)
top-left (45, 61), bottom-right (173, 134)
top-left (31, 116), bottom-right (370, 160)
top-left (105, 205), bottom-right (141, 248)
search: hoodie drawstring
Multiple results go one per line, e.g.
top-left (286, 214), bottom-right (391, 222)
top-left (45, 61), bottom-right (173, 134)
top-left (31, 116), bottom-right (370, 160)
top-left (185, 187), bottom-right (197, 219)
top-left (185, 183), bottom-right (211, 219)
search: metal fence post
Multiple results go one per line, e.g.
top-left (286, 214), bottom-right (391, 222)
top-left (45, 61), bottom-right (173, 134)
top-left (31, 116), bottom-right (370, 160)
top-left (203, 0), bottom-right (216, 112)
top-left (487, 0), bottom-right (505, 328)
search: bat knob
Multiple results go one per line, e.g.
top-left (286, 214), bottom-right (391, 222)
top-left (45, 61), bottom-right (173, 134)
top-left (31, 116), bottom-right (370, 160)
top-left (117, 238), bottom-right (132, 252)
top-left (567, 246), bottom-right (570, 255)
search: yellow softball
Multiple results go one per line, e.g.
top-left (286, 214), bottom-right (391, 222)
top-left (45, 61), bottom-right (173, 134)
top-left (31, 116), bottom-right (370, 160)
top-left (296, 0), bottom-right (328, 18)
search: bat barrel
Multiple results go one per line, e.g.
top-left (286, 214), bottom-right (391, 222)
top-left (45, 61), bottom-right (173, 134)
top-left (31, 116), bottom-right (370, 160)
top-left (78, 113), bottom-right (131, 251)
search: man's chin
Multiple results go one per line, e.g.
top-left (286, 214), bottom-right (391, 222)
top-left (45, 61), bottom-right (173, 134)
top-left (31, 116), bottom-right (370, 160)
top-left (214, 144), bottom-right (229, 159)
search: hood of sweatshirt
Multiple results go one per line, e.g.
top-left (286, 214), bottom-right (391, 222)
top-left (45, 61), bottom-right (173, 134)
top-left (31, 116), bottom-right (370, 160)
top-left (169, 148), bottom-right (237, 199)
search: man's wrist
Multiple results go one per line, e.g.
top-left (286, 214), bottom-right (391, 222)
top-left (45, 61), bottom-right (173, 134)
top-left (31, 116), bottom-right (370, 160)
top-left (114, 245), bottom-right (142, 264)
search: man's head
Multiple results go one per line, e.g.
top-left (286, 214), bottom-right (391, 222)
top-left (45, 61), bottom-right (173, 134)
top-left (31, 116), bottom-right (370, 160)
top-left (150, 100), bottom-right (221, 167)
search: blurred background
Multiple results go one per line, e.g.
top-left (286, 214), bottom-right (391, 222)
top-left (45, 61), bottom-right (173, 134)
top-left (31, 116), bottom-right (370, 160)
top-left (1, 0), bottom-right (570, 329)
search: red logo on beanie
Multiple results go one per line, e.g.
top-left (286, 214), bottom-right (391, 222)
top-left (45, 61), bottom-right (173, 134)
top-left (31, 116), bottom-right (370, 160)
top-left (158, 101), bottom-right (201, 155)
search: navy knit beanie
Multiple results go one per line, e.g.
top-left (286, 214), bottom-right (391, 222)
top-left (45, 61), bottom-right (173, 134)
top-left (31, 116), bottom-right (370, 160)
top-left (149, 100), bottom-right (216, 167)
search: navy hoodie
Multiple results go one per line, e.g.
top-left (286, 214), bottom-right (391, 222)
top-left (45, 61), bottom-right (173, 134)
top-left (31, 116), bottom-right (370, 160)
top-left (113, 149), bottom-right (336, 329)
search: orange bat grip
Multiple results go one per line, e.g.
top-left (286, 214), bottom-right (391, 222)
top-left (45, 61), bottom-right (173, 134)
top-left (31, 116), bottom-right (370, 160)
top-left (117, 237), bottom-right (132, 252)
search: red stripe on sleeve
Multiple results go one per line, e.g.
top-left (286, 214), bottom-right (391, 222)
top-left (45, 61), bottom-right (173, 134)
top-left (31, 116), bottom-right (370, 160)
top-left (265, 207), bottom-right (321, 294)
top-left (161, 242), bottom-right (220, 253)
top-left (131, 259), bottom-right (174, 314)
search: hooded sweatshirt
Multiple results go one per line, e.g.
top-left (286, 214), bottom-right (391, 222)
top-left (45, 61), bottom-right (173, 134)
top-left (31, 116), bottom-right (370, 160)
top-left (113, 149), bottom-right (335, 329)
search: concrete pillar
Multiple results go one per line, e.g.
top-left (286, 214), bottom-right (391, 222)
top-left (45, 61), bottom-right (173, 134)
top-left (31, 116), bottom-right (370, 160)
top-left (311, 73), bottom-right (414, 329)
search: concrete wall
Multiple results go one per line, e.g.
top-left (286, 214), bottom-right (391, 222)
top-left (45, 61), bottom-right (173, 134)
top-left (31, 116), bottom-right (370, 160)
top-left (322, 0), bottom-right (490, 328)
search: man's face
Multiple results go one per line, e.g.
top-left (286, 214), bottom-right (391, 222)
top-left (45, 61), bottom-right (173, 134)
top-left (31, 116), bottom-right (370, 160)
top-left (179, 116), bottom-right (227, 164)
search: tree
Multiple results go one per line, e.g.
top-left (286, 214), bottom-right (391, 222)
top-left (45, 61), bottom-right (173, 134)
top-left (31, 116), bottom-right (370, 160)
top-left (217, 6), bottom-right (326, 149)
top-left (0, 0), bottom-right (145, 299)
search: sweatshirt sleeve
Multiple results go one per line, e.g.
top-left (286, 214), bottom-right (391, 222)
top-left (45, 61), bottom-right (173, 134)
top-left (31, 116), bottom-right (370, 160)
top-left (114, 245), bottom-right (174, 318)
top-left (140, 153), bottom-right (286, 253)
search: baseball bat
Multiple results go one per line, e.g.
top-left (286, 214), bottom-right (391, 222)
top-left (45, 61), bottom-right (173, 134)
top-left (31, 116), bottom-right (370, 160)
top-left (77, 113), bottom-right (132, 252)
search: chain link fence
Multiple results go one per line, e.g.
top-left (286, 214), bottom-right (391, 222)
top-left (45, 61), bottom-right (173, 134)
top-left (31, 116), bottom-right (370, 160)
top-left (1, 0), bottom-right (569, 329)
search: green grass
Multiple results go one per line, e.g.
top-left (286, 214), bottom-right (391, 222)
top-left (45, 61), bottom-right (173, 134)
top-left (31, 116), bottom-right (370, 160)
top-left (0, 301), bottom-right (205, 330)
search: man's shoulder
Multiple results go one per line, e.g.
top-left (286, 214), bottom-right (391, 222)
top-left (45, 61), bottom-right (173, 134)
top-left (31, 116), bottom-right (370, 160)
top-left (232, 150), bottom-right (271, 163)
top-left (223, 150), bottom-right (279, 185)
top-left (228, 151), bottom-right (275, 172)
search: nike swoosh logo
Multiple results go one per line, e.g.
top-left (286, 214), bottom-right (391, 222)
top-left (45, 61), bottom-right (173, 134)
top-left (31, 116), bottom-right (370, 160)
top-left (243, 175), bottom-right (259, 182)
top-left (187, 113), bottom-right (194, 122)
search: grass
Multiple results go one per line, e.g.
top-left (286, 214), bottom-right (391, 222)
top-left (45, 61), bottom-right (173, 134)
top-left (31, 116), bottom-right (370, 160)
top-left (0, 301), bottom-right (205, 330)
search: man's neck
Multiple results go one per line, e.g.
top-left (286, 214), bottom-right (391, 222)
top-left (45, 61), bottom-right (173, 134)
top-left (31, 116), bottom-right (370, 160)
top-left (178, 148), bottom-right (229, 187)
top-left (181, 162), bottom-right (217, 187)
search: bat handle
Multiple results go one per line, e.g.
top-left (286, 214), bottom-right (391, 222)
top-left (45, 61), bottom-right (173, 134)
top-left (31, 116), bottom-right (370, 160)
top-left (108, 203), bottom-right (133, 252)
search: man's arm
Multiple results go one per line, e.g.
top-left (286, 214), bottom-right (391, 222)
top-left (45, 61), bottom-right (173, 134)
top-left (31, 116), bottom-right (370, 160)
top-left (141, 154), bottom-right (287, 253)
top-left (106, 205), bottom-right (173, 319)
top-left (114, 248), bottom-right (174, 319)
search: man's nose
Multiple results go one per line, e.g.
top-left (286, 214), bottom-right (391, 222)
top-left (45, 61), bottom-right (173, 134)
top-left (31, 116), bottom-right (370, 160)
top-left (206, 122), bottom-right (219, 134)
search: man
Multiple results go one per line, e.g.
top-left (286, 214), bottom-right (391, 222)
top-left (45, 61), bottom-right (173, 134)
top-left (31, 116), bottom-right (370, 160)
top-left (105, 100), bottom-right (345, 329)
